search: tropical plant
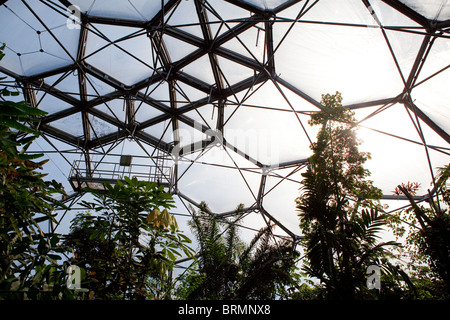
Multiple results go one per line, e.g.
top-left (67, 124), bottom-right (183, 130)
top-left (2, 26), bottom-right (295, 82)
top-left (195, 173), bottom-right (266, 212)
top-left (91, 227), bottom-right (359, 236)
top-left (176, 202), bottom-right (298, 300)
top-left (64, 177), bottom-right (194, 300)
top-left (0, 43), bottom-right (69, 299)
top-left (296, 92), bottom-right (401, 300)
top-left (236, 223), bottom-right (299, 300)
top-left (390, 164), bottom-right (450, 298)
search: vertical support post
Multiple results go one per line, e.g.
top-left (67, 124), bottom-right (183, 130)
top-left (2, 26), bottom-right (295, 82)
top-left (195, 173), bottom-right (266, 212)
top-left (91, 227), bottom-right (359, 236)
top-left (264, 18), bottom-right (276, 77)
top-left (20, 82), bottom-right (39, 129)
top-left (77, 19), bottom-right (92, 177)
top-left (126, 95), bottom-right (136, 133)
top-left (195, 0), bottom-right (226, 134)
top-left (169, 79), bottom-right (180, 192)
top-left (257, 169), bottom-right (268, 209)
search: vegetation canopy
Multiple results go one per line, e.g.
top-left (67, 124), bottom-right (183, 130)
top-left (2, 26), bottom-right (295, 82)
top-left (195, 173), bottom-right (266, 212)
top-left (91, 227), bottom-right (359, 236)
top-left (1, 39), bottom-right (449, 302)
top-left (0, 43), bottom-right (69, 299)
top-left (296, 92), bottom-right (401, 300)
top-left (65, 177), bottom-right (194, 300)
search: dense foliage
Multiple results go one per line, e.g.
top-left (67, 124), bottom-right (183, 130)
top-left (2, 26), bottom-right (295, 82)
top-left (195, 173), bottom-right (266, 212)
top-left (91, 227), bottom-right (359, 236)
top-left (389, 165), bottom-right (450, 299)
top-left (295, 92), bottom-right (404, 300)
top-left (1, 41), bottom-right (449, 302)
top-left (64, 177), bottom-right (194, 299)
top-left (176, 202), bottom-right (299, 300)
top-left (0, 43), bottom-right (69, 299)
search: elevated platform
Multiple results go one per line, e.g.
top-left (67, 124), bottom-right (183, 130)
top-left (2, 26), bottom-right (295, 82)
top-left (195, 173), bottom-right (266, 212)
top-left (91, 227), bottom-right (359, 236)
top-left (69, 156), bottom-right (173, 192)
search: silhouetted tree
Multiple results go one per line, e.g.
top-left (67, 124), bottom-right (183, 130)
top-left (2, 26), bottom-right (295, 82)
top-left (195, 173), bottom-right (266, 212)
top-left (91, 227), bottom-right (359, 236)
top-left (0, 43), bottom-right (69, 299)
top-left (392, 164), bottom-right (450, 298)
top-left (296, 92), bottom-right (400, 300)
top-left (64, 177), bottom-right (194, 299)
top-left (177, 202), bottom-right (298, 300)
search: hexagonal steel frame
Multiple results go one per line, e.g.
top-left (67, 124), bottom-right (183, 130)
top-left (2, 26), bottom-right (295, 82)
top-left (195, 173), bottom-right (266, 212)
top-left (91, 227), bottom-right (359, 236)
top-left (1, 0), bottom-right (450, 247)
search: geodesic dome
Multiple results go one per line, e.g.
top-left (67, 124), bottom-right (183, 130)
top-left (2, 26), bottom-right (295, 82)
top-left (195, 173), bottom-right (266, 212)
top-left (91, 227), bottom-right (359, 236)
top-left (1, 0), bottom-right (449, 246)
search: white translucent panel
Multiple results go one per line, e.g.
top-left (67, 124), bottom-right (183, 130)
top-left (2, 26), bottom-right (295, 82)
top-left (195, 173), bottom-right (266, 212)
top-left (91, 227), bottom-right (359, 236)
top-left (28, 135), bottom-right (81, 196)
top-left (88, 24), bottom-right (143, 43)
top-left (85, 74), bottom-right (115, 99)
top-left (421, 110), bottom-right (450, 144)
top-left (45, 73), bottom-right (80, 99)
top-left (414, 90), bottom-right (450, 135)
top-left (207, 0), bottom-right (252, 22)
top-left (415, 37), bottom-right (450, 85)
top-left (277, 83), bottom-right (321, 112)
top-left (355, 104), bottom-right (449, 189)
top-left (184, 143), bottom-right (238, 168)
top-left (181, 54), bottom-right (216, 85)
top-left (355, 103), bottom-right (423, 141)
top-left (412, 55), bottom-right (450, 134)
top-left (216, 56), bottom-right (255, 86)
top-left (165, 0), bottom-right (203, 38)
top-left (350, 103), bottom-right (449, 195)
top-left (234, 80), bottom-right (318, 112)
top-left (89, 114), bottom-right (117, 138)
top-left (93, 99), bottom-right (127, 123)
top-left (262, 169), bottom-right (305, 237)
top-left (184, 104), bottom-right (218, 130)
top-left (225, 81), bottom-right (320, 152)
top-left (358, 124), bottom-right (447, 196)
top-left (37, 26), bottom-right (78, 62)
top-left (229, 213), bottom-right (274, 244)
top-left (224, 142), bottom-right (266, 170)
top-left (384, 29), bottom-right (425, 78)
top-left (224, 104), bottom-right (313, 165)
top-left (36, 93), bottom-right (74, 114)
top-left (85, 25), bottom-right (155, 85)
top-left (176, 121), bottom-right (208, 149)
top-left (50, 113), bottom-right (84, 138)
top-left (163, 35), bottom-right (199, 62)
top-left (177, 159), bottom-right (260, 213)
top-left (142, 120), bottom-right (174, 144)
top-left (298, 0), bottom-right (377, 26)
top-left (274, 22), bottom-right (404, 105)
top-left (220, 25), bottom-right (265, 64)
top-left (399, 0), bottom-right (450, 20)
top-left (73, 0), bottom-right (168, 21)
top-left (2, 1), bottom-right (53, 31)
top-left (203, 0), bottom-right (251, 39)
top-left (109, 139), bottom-right (156, 158)
top-left (0, 2), bottom-right (78, 76)
top-left (370, 0), bottom-right (422, 27)
top-left (141, 81), bottom-right (171, 105)
top-left (177, 144), bottom-right (261, 184)
top-left (175, 81), bottom-right (208, 105)
top-left (134, 101), bottom-right (165, 123)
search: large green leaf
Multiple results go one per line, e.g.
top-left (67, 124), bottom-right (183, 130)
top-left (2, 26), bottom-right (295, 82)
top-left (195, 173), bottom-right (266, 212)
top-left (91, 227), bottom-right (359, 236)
top-left (0, 100), bottom-right (47, 116)
top-left (0, 118), bottom-right (40, 135)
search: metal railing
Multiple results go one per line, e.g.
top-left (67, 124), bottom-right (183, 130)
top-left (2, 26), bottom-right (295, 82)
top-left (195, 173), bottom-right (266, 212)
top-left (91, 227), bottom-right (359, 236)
top-left (69, 158), bottom-right (173, 190)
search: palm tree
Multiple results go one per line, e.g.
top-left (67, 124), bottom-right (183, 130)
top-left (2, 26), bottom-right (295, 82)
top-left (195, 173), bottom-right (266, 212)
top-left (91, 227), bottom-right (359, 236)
top-left (178, 202), bottom-right (298, 300)
top-left (296, 92), bottom-right (400, 300)
top-left (236, 225), bottom-right (298, 299)
top-left (182, 202), bottom-right (242, 299)
top-left (395, 164), bottom-right (450, 296)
